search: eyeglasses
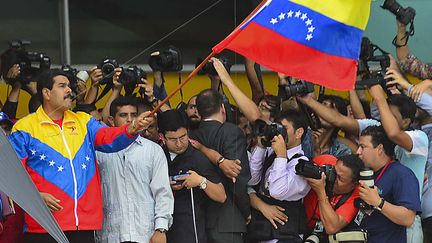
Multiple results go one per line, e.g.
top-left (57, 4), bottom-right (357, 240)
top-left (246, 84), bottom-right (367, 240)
top-left (165, 133), bottom-right (188, 143)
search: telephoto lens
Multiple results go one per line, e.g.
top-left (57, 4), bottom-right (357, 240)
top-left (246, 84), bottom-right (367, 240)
top-left (359, 168), bottom-right (374, 188)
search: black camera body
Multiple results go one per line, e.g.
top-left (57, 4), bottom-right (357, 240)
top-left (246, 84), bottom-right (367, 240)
top-left (382, 0), bottom-right (416, 26)
top-left (148, 46), bottom-right (182, 72)
top-left (295, 161), bottom-right (337, 195)
top-left (280, 80), bottom-right (315, 100)
top-left (120, 65), bottom-right (148, 97)
top-left (197, 56), bottom-right (232, 76)
top-left (1, 40), bottom-right (51, 85)
top-left (252, 119), bottom-right (287, 147)
top-left (97, 58), bottom-right (119, 85)
top-left (61, 64), bottom-right (79, 96)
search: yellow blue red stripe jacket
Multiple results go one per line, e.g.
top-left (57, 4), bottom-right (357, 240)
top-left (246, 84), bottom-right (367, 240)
top-left (8, 107), bottom-right (137, 233)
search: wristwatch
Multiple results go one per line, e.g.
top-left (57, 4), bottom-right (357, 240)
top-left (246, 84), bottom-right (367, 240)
top-left (199, 177), bottom-right (208, 190)
top-left (216, 156), bottom-right (225, 166)
top-left (155, 228), bottom-right (167, 233)
top-left (375, 198), bottom-right (385, 211)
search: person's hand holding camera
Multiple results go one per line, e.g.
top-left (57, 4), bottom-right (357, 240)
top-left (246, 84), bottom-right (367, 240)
top-left (359, 183), bottom-right (381, 208)
top-left (89, 66), bottom-right (103, 85)
top-left (6, 64), bottom-right (20, 79)
top-left (212, 57), bottom-right (232, 86)
top-left (112, 67), bottom-right (123, 90)
top-left (75, 80), bottom-right (87, 104)
top-left (385, 68), bottom-right (411, 91)
top-left (305, 172), bottom-right (327, 199)
top-left (137, 78), bottom-right (154, 103)
top-left (272, 134), bottom-right (287, 158)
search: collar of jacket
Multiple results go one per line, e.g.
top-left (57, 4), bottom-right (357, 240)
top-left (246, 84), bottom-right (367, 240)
top-left (36, 106), bottom-right (76, 126)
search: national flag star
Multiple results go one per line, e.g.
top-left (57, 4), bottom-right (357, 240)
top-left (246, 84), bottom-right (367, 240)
top-left (306, 34), bottom-right (313, 41)
top-left (301, 13), bottom-right (308, 21)
top-left (82, 163), bottom-right (87, 170)
top-left (40, 154), bottom-right (46, 160)
top-left (270, 18), bottom-right (278, 24)
top-left (287, 10), bottom-right (294, 18)
top-left (305, 19), bottom-right (313, 26)
top-left (295, 10), bottom-right (302, 18)
top-left (308, 26), bottom-right (315, 33)
top-left (86, 156), bottom-right (90, 161)
top-left (57, 165), bottom-right (64, 172)
top-left (30, 149), bottom-right (36, 155)
top-left (278, 12), bottom-right (285, 20)
top-left (49, 160), bottom-right (55, 167)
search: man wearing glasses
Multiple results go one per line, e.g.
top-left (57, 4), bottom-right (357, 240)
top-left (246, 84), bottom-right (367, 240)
top-left (158, 109), bottom-right (226, 243)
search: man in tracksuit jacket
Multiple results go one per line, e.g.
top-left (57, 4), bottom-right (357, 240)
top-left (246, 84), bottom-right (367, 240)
top-left (8, 69), bottom-right (154, 243)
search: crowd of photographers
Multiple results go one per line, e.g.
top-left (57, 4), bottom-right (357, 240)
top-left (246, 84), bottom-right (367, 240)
top-left (1, 1), bottom-right (432, 242)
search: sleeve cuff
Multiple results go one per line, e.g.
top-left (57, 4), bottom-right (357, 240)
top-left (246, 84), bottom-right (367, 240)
top-left (154, 217), bottom-right (169, 231)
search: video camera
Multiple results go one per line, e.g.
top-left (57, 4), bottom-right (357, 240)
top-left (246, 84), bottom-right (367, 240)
top-left (295, 161), bottom-right (337, 196)
top-left (148, 46), bottom-right (182, 72)
top-left (197, 56), bottom-right (232, 76)
top-left (355, 37), bottom-right (394, 94)
top-left (252, 119), bottom-right (287, 147)
top-left (1, 40), bottom-right (51, 85)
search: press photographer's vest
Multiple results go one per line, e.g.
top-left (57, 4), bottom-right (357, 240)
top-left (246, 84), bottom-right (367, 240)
top-left (248, 153), bottom-right (306, 241)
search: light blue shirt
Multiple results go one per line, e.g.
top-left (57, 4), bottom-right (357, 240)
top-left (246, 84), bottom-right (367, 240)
top-left (95, 136), bottom-right (174, 243)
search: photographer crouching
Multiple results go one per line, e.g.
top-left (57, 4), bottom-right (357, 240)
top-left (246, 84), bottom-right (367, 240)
top-left (299, 154), bottom-right (365, 243)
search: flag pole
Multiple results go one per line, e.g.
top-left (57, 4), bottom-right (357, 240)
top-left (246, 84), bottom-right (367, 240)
top-left (150, 51), bottom-right (215, 116)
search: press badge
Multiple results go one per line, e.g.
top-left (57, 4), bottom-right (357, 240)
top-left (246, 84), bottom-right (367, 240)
top-left (314, 221), bottom-right (324, 233)
top-left (354, 210), bottom-right (365, 226)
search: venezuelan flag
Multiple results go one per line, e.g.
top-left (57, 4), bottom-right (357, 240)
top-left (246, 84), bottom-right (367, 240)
top-left (213, 0), bottom-right (371, 90)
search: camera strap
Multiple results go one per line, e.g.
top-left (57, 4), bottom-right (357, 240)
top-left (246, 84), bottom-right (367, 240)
top-left (375, 160), bottom-right (393, 184)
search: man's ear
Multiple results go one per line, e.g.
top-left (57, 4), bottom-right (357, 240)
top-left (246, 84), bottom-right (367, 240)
top-left (107, 116), bottom-right (115, 127)
top-left (401, 118), bottom-right (411, 130)
top-left (376, 143), bottom-right (384, 156)
top-left (295, 127), bottom-right (304, 140)
top-left (42, 88), bottom-right (50, 101)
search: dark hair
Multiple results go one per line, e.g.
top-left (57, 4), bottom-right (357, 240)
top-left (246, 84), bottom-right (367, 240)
top-left (337, 155), bottom-right (364, 182)
top-left (136, 98), bottom-right (153, 114)
top-left (387, 94), bottom-right (416, 122)
top-left (196, 89), bottom-right (223, 119)
top-left (360, 125), bottom-right (395, 157)
top-left (28, 94), bottom-right (41, 113)
top-left (0, 48), bottom-right (18, 82)
top-left (275, 110), bottom-right (308, 141)
top-left (36, 69), bottom-right (68, 104)
top-left (109, 96), bottom-right (138, 117)
top-left (319, 95), bottom-right (348, 116)
top-left (157, 109), bottom-right (189, 134)
top-left (73, 103), bottom-right (97, 114)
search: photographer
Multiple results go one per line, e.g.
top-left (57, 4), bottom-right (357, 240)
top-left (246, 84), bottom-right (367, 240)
top-left (357, 125), bottom-right (421, 243)
top-left (303, 154), bottom-right (364, 241)
top-left (247, 110), bottom-right (310, 242)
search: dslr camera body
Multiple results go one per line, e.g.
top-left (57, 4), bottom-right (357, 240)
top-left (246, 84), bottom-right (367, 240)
top-left (1, 40), bottom-right (51, 85)
top-left (60, 64), bottom-right (89, 97)
top-left (252, 119), bottom-right (287, 147)
top-left (279, 80), bottom-right (315, 100)
top-left (148, 46), bottom-right (182, 72)
top-left (197, 56), bottom-right (232, 76)
top-left (97, 58), bottom-right (119, 85)
top-left (120, 65), bottom-right (148, 97)
top-left (295, 160), bottom-right (337, 195)
top-left (381, 0), bottom-right (415, 26)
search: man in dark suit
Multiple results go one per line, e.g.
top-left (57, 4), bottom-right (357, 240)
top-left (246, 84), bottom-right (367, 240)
top-left (191, 89), bottom-right (251, 243)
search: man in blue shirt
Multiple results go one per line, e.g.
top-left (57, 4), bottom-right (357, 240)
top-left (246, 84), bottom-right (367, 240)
top-left (357, 126), bottom-right (421, 243)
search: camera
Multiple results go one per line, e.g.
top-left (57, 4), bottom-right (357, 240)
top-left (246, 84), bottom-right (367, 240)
top-left (97, 58), bottom-right (119, 85)
top-left (1, 40), bottom-right (51, 85)
top-left (60, 65), bottom-right (89, 97)
top-left (381, 0), bottom-right (416, 26)
top-left (148, 46), bottom-right (182, 72)
top-left (252, 119), bottom-right (287, 147)
top-left (295, 161), bottom-right (337, 195)
top-left (356, 37), bottom-right (394, 92)
top-left (354, 168), bottom-right (375, 214)
top-left (280, 80), bottom-right (315, 99)
top-left (120, 65), bottom-right (148, 97)
top-left (197, 56), bottom-right (232, 76)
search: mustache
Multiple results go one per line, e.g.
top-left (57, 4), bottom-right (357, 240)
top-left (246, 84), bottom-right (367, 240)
top-left (64, 93), bottom-right (76, 100)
